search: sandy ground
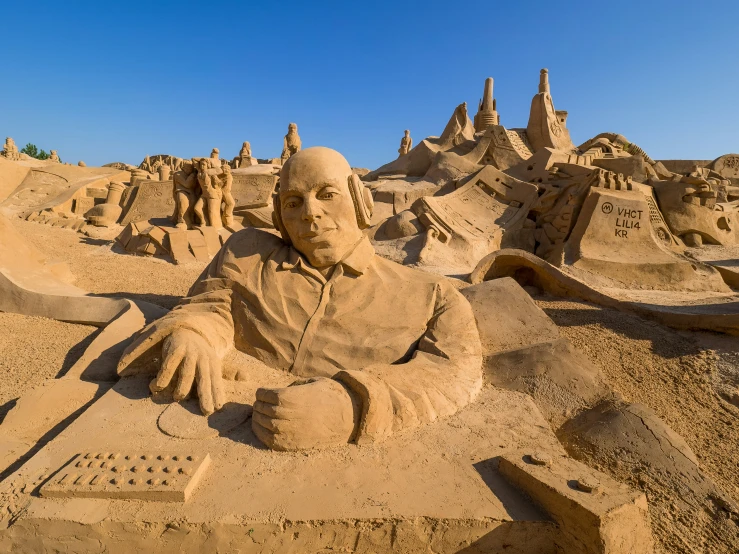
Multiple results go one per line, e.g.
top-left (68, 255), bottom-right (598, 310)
top-left (13, 218), bottom-right (207, 309)
top-left (536, 296), bottom-right (739, 553)
top-left (1, 217), bottom-right (738, 552)
top-left (537, 297), bottom-right (738, 496)
top-left (0, 314), bottom-right (97, 422)
top-left (0, 218), bottom-right (207, 423)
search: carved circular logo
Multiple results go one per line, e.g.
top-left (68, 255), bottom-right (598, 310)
top-left (549, 121), bottom-right (562, 137)
top-left (601, 202), bottom-right (613, 214)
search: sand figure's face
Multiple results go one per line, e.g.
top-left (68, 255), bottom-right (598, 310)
top-left (279, 147), bottom-right (362, 268)
top-left (210, 149), bottom-right (218, 159)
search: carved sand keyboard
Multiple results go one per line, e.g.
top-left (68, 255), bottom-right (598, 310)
top-left (40, 451), bottom-right (211, 502)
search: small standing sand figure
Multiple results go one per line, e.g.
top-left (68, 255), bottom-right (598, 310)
top-left (2, 137), bottom-right (20, 160)
top-left (49, 150), bottom-right (60, 163)
top-left (171, 160), bottom-right (198, 229)
top-left (281, 123), bottom-right (301, 164)
top-left (398, 130), bottom-right (412, 157)
top-left (193, 158), bottom-right (235, 229)
top-left (233, 141), bottom-right (253, 168)
top-left (208, 147), bottom-right (220, 168)
top-left (219, 162), bottom-right (235, 227)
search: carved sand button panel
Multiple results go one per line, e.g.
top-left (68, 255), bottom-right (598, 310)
top-left (40, 451), bottom-right (211, 502)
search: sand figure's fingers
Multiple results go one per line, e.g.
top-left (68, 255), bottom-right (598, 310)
top-left (173, 353), bottom-right (197, 401)
top-left (197, 358), bottom-right (215, 415)
top-left (253, 401), bottom-right (293, 420)
top-left (255, 387), bottom-right (282, 405)
top-left (210, 357), bottom-right (225, 411)
top-left (154, 342), bottom-right (186, 391)
top-left (251, 418), bottom-right (276, 448)
top-left (252, 411), bottom-right (289, 434)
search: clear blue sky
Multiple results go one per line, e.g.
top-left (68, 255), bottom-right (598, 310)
top-left (2, 1), bottom-right (738, 169)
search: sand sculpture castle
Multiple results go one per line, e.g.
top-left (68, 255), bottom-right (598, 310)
top-left (0, 72), bottom-right (738, 553)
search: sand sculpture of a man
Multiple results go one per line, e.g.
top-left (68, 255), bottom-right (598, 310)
top-left (398, 130), bottom-right (412, 157)
top-left (119, 147), bottom-right (482, 451)
top-left (234, 141), bottom-right (253, 168)
top-left (281, 123), bottom-right (301, 164)
top-left (2, 137), bottom-right (19, 160)
top-left (49, 150), bottom-right (60, 163)
top-left (208, 147), bottom-right (220, 168)
top-left (171, 160), bottom-right (198, 229)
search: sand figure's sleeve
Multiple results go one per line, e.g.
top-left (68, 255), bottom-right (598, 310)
top-left (117, 244), bottom-right (237, 376)
top-left (334, 281), bottom-right (483, 444)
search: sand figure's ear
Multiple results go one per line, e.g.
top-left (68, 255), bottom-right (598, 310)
top-left (348, 174), bottom-right (374, 229)
top-left (272, 194), bottom-right (291, 244)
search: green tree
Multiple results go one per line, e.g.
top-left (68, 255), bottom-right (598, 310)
top-left (20, 143), bottom-right (52, 161)
top-left (21, 143), bottom-right (38, 157)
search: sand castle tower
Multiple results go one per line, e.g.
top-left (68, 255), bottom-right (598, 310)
top-left (473, 77), bottom-right (499, 132)
top-left (526, 68), bottom-right (575, 153)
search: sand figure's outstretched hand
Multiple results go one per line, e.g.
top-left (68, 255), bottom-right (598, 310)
top-left (150, 328), bottom-right (226, 416)
top-left (252, 378), bottom-right (358, 451)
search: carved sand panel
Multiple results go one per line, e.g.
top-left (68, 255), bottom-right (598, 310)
top-left (119, 180), bottom-right (175, 226)
top-left (40, 451), bottom-right (211, 502)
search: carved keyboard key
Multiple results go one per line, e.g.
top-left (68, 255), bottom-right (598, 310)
top-left (40, 451), bottom-right (211, 502)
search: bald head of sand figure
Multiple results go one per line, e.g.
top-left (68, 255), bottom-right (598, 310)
top-left (276, 147), bottom-right (365, 272)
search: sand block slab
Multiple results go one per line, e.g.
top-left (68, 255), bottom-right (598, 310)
top-left (500, 452), bottom-right (654, 554)
top-left (187, 230), bottom-right (210, 261)
top-left (168, 230), bottom-right (196, 264)
top-left (132, 220), bottom-right (154, 234)
top-left (462, 277), bottom-right (560, 354)
top-left (40, 451), bottom-right (210, 502)
top-left (2, 375), bottom-right (580, 552)
top-left (147, 226), bottom-right (167, 250)
top-left (225, 221), bottom-right (244, 234)
top-left (115, 223), bottom-right (136, 249)
top-left (124, 234), bottom-right (149, 253)
top-left (139, 238), bottom-right (159, 255)
top-left (217, 227), bottom-right (233, 245)
top-left (199, 226), bottom-right (221, 256)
